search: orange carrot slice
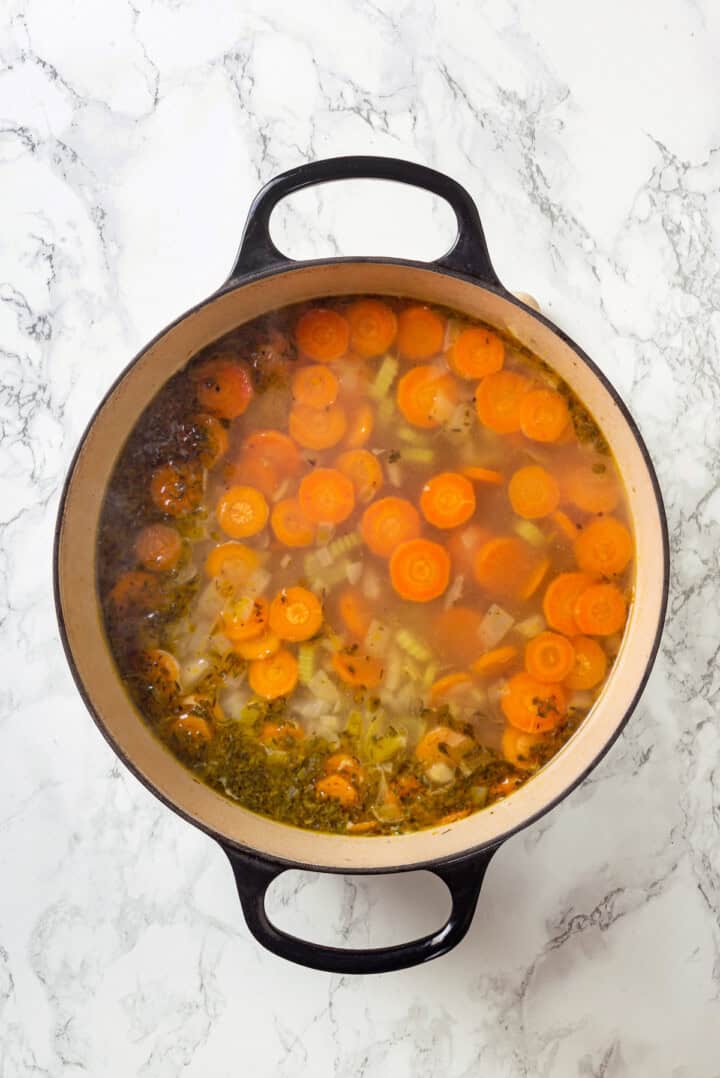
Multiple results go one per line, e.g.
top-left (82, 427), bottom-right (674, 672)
top-left (298, 467), bottom-right (355, 524)
top-left (135, 524), bottom-right (182, 572)
top-left (462, 466), bottom-right (504, 485)
top-left (150, 462), bottom-right (203, 517)
top-left (332, 648), bottom-right (384, 688)
top-left (338, 588), bottom-right (373, 639)
top-left (524, 631), bottom-right (575, 682)
top-left (475, 370), bottom-right (531, 434)
top-left (234, 630), bottom-right (281, 660)
top-left (420, 471), bottom-right (476, 529)
top-left (241, 429), bottom-right (302, 477)
top-left (249, 648), bottom-right (299, 699)
top-left (315, 773), bottom-right (358, 806)
top-left (192, 356), bottom-right (253, 419)
top-left (390, 538), bottom-right (450, 602)
top-left (565, 636), bottom-right (608, 690)
top-left (295, 307), bottom-right (350, 362)
top-left (564, 464), bottom-right (620, 514)
top-left (270, 497), bottom-right (316, 547)
top-left (291, 364), bottom-right (339, 409)
top-left (289, 402), bottom-right (348, 450)
top-left (222, 597), bottom-right (269, 642)
top-left (473, 536), bottom-right (536, 599)
top-left (396, 365), bottom-right (459, 428)
top-left (542, 572), bottom-right (595, 636)
top-left (501, 673), bottom-right (567, 733)
top-left (191, 413), bottom-right (229, 468)
top-left (433, 606), bottom-right (485, 665)
top-left (508, 465), bottom-right (560, 519)
top-left (360, 496), bottom-right (421, 557)
top-left (428, 671), bottom-right (472, 704)
top-left (335, 449), bottom-right (383, 502)
top-left (519, 388), bottom-right (569, 443)
top-left (396, 305), bottom-right (446, 360)
top-left (347, 299), bottom-right (398, 357)
top-left (269, 586), bottom-right (323, 642)
top-left (471, 645), bottom-right (519, 676)
top-left (415, 725), bottom-right (473, 764)
top-left (108, 571), bottom-right (161, 615)
top-left (216, 485), bottom-right (269, 538)
top-left (575, 517), bottom-right (633, 576)
top-left (573, 583), bottom-right (628, 636)
top-left (448, 326), bottom-right (504, 379)
top-left (205, 541), bottom-right (259, 580)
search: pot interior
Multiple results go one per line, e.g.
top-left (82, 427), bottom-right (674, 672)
top-left (57, 262), bottom-right (666, 871)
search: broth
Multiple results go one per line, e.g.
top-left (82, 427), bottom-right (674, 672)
top-left (97, 296), bottom-right (634, 835)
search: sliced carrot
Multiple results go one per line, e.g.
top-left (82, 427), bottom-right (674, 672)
top-left (390, 538), bottom-right (451, 602)
top-left (216, 485), bottom-right (269, 538)
top-left (552, 509), bottom-right (580, 543)
top-left (295, 307), bottom-right (350, 362)
top-left (543, 572), bottom-right (595, 636)
top-left (332, 648), bottom-right (384, 688)
top-left (525, 631), bottom-right (575, 682)
top-left (508, 465), bottom-right (560, 519)
top-left (462, 466), bottom-right (504, 485)
top-left (270, 497), bottom-right (316, 547)
top-left (193, 356), bottom-right (253, 419)
top-left (360, 496), bottom-right (421, 557)
top-left (519, 388), bottom-right (569, 443)
top-left (269, 586), bottom-right (323, 642)
top-left (565, 636), bottom-right (608, 690)
top-left (137, 649), bottom-right (180, 703)
top-left (343, 402), bottom-right (374, 448)
top-left (501, 725), bottom-right (546, 770)
top-left (471, 645), bottom-right (519, 676)
top-left (338, 587), bottom-right (373, 639)
top-left (224, 452), bottom-right (280, 498)
top-left (325, 751), bottom-right (365, 785)
top-left (241, 429), bottom-right (302, 477)
top-left (429, 671), bottom-right (472, 704)
top-left (473, 536), bottom-right (536, 599)
top-left (171, 713), bottom-right (213, 746)
top-left (205, 541), bottom-right (259, 580)
top-left (150, 462), bottom-right (203, 517)
top-left (447, 523), bottom-right (493, 576)
top-left (396, 305), bottom-right (446, 360)
top-left (222, 596), bottom-right (268, 642)
top-left (234, 630), bottom-right (281, 660)
top-left (289, 402), bottom-right (348, 450)
top-left (347, 819), bottom-right (379, 834)
top-left (433, 606), bottom-right (484, 665)
top-left (298, 467), bottom-right (355, 524)
top-left (395, 774), bottom-right (422, 799)
top-left (315, 773), bottom-right (358, 806)
top-left (448, 326), bottom-right (504, 379)
top-left (258, 721), bottom-right (304, 747)
top-left (573, 583), bottom-right (628, 636)
top-left (135, 524), bottom-right (182, 572)
top-left (335, 449), bottom-right (383, 503)
top-left (420, 471), bottom-right (476, 529)
top-left (518, 556), bottom-right (551, 600)
top-left (191, 413), bottom-right (229, 468)
top-left (501, 673), bottom-right (567, 733)
top-left (291, 364), bottom-right (339, 409)
top-left (396, 365), bottom-right (459, 428)
top-left (415, 725), bottom-right (473, 765)
top-left (565, 464), bottom-right (620, 514)
top-left (575, 517), bottom-right (634, 576)
top-left (347, 299), bottom-right (398, 357)
top-left (475, 370), bottom-right (531, 433)
top-left (249, 647), bottom-right (299, 699)
top-left (108, 570), bottom-right (161, 615)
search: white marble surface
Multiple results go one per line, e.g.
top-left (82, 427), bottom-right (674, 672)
top-left (1, 0), bottom-right (719, 1073)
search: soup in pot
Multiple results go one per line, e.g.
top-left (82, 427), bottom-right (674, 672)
top-left (98, 297), bottom-right (634, 834)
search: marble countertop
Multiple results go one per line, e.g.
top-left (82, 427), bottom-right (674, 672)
top-left (2, 0), bottom-right (719, 1074)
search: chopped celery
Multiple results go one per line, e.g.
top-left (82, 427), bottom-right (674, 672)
top-left (422, 662), bottom-right (439, 690)
top-left (367, 732), bottom-right (407, 763)
top-left (376, 396), bottom-right (395, 425)
top-left (401, 447), bottom-right (434, 464)
top-left (325, 530), bottom-right (362, 561)
top-left (396, 628), bottom-right (433, 663)
top-left (398, 426), bottom-right (425, 444)
top-left (298, 643), bottom-right (316, 685)
top-left (513, 519), bottom-right (547, 548)
top-left (515, 614), bottom-right (547, 638)
top-left (369, 354), bottom-right (399, 399)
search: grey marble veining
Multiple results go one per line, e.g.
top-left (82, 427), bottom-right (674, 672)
top-left (1, 0), bottom-right (719, 1074)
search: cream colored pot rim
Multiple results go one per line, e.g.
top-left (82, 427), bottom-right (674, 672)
top-left (54, 258), bottom-right (669, 873)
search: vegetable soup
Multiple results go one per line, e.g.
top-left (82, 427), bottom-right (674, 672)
top-left (98, 297), bottom-right (634, 835)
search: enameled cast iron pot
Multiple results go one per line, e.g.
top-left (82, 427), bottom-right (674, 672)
top-left (54, 157), bottom-right (669, 974)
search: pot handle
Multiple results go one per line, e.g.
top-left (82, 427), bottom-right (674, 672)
top-left (220, 842), bottom-right (498, 975)
top-left (226, 155), bottom-right (503, 287)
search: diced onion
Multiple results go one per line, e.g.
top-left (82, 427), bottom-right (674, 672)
top-left (345, 561), bottom-right (363, 585)
top-left (443, 574), bottom-right (465, 609)
top-left (569, 690), bottom-right (594, 711)
top-left (426, 761), bottom-right (455, 785)
top-left (387, 461), bottom-right (403, 487)
top-left (478, 604), bottom-right (515, 650)
top-left (308, 671), bottom-right (340, 704)
top-left (363, 567), bottom-right (381, 600)
top-left (515, 614), bottom-right (547, 638)
top-left (365, 619), bottom-right (392, 657)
